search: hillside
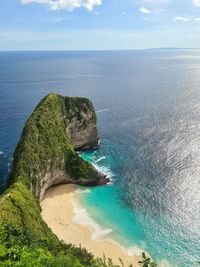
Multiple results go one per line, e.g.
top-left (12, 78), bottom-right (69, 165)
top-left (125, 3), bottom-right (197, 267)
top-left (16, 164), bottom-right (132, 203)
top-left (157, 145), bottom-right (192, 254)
top-left (0, 93), bottom-right (113, 267)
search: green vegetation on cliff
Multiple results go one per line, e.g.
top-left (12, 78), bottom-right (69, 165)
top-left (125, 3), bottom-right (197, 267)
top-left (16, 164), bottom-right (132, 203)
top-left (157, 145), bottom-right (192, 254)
top-left (0, 180), bottom-right (108, 266)
top-left (0, 93), bottom-right (111, 267)
top-left (10, 93), bottom-right (104, 198)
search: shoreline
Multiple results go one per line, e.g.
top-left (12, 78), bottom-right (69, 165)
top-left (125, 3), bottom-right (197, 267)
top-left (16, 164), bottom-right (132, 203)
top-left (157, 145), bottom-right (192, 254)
top-left (40, 184), bottom-right (142, 266)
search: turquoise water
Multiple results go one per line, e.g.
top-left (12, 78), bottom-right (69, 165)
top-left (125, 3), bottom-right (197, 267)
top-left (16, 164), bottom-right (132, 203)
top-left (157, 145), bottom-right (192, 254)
top-left (78, 149), bottom-right (169, 265)
top-left (79, 146), bottom-right (198, 267)
top-left (0, 50), bottom-right (199, 266)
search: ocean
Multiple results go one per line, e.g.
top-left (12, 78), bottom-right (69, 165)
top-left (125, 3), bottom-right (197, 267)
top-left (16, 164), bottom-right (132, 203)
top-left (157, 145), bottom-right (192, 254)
top-left (0, 50), bottom-right (199, 266)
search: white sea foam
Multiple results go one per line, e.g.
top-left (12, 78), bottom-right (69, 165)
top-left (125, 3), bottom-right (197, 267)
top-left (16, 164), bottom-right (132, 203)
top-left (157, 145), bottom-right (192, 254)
top-left (97, 108), bottom-right (109, 113)
top-left (92, 163), bottom-right (114, 182)
top-left (92, 163), bottom-right (113, 177)
top-left (71, 198), bottom-right (144, 257)
top-left (72, 198), bottom-right (113, 241)
top-left (0, 151), bottom-right (3, 155)
top-left (75, 188), bottom-right (91, 194)
top-left (93, 156), bottom-right (106, 164)
top-left (92, 163), bottom-right (114, 185)
top-left (92, 229), bottom-right (113, 240)
top-left (126, 246), bottom-right (143, 257)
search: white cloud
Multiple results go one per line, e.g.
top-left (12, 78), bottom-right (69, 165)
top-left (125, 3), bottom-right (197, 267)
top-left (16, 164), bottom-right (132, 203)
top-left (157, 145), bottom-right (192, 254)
top-left (194, 17), bottom-right (200, 21)
top-left (193, 0), bottom-right (200, 7)
top-left (173, 16), bottom-right (190, 22)
top-left (139, 7), bottom-right (151, 14)
top-left (20, 0), bottom-right (102, 11)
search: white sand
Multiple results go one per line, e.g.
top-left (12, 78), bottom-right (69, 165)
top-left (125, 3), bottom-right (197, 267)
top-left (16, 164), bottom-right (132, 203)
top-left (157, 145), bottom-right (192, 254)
top-left (40, 184), bottom-right (142, 266)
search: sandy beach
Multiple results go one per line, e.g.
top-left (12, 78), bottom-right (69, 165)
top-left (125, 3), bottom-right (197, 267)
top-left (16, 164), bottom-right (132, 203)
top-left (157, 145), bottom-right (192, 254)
top-left (40, 184), bottom-right (142, 267)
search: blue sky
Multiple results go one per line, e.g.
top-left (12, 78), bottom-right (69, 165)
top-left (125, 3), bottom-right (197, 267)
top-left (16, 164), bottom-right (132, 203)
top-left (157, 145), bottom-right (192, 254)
top-left (1, 0), bottom-right (200, 50)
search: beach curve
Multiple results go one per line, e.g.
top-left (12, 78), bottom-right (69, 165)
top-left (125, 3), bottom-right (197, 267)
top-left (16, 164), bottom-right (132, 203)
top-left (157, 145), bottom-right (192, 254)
top-left (40, 184), bottom-right (142, 267)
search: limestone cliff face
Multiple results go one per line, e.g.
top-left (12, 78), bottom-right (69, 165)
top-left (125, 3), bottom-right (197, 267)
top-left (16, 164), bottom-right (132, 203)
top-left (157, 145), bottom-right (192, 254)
top-left (10, 93), bottom-right (108, 199)
top-left (65, 100), bottom-right (99, 150)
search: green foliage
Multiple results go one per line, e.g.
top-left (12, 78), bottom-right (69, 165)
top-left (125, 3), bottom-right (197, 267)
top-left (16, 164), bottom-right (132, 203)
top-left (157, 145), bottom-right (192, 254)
top-left (0, 246), bottom-right (124, 267)
top-left (0, 245), bottom-right (84, 267)
top-left (0, 182), bottom-right (61, 253)
top-left (138, 252), bottom-right (157, 267)
top-left (0, 245), bottom-right (7, 259)
top-left (0, 227), bottom-right (123, 267)
top-left (0, 224), bottom-right (96, 267)
top-left (10, 93), bottom-right (99, 197)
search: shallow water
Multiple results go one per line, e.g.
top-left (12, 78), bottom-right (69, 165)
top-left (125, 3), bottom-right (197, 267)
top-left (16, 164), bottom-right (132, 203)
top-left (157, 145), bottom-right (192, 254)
top-left (0, 50), bottom-right (199, 266)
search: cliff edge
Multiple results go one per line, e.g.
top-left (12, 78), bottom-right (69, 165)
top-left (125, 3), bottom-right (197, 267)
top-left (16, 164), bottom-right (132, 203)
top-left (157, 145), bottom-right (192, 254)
top-left (0, 93), bottom-right (110, 266)
top-left (10, 93), bottom-right (108, 199)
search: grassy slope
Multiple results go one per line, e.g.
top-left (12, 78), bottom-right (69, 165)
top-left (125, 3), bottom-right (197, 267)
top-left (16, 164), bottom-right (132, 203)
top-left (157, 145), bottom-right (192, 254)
top-left (0, 94), bottom-right (116, 267)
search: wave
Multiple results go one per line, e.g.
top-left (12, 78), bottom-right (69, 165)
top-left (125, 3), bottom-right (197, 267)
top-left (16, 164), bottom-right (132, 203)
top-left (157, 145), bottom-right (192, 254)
top-left (79, 151), bottom-right (114, 180)
top-left (93, 156), bottom-right (106, 164)
top-left (72, 198), bottom-right (113, 241)
top-left (125, 246), bottom-right (143, 257)
top-left (0, 151), bottom-right (3, 155)
top-left (79, 151), bottom-right (114, 184)
top-left (92, 163), bottom-right (114, 181)
top-left (97, 108), bottom-right (109, 113)
top-left (71, 197), bottom-right (145, 258)
top-left (92, 229), bottom-right (113, 240)
top-left (75, 188), bottom-right (91, 194)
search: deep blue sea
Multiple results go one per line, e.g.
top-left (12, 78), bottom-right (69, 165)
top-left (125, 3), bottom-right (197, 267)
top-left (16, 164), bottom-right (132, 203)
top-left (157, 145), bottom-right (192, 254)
top-left (0, 50), bottom-right (199, 267)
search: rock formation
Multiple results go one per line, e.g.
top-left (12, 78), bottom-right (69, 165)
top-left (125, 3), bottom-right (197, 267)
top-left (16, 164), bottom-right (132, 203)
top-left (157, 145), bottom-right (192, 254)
top-left (10, 93), bottom-right (108, 199)
top-left (0, 93), bottom-right (109, 261)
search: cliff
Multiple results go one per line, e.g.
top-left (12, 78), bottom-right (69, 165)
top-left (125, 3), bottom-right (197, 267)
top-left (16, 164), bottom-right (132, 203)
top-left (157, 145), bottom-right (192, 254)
top-left (0, 93), bottom-right (112, 267)
top-left (10, 93), bottom-right (108, 199)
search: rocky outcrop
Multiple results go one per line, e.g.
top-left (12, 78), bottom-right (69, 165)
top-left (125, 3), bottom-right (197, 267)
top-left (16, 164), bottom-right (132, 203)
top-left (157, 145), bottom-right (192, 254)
top-left (65, 101), bottom-right (100, 150)
top-left (38, 168), bottom-right (107, 200)
top-left (10, 93), bottom-right (108, 199)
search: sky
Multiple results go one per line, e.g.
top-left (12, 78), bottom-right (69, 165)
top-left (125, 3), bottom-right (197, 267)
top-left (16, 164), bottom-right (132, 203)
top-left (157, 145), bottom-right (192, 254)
top-left (1, 0), bottom-right (200, 50)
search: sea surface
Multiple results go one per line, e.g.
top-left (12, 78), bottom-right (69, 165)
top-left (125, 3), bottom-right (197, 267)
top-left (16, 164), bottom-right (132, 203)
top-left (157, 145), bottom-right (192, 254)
top-left (0, 50), bottom-right (199, 266)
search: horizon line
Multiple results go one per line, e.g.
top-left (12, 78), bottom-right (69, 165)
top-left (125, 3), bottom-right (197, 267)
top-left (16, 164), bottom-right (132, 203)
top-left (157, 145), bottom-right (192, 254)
top-left (1, 47), bottom-right (200, 52)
